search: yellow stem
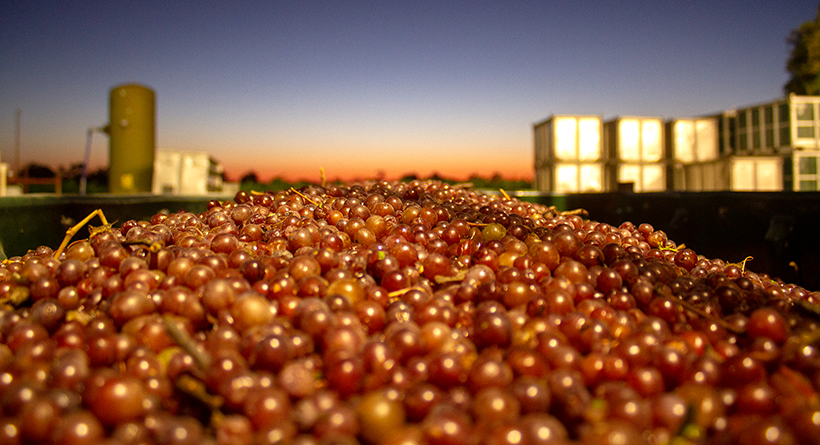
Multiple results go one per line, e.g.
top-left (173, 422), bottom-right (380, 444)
top-left (53, 209), bottom-right (109, 259)
top-left (289, 187), bottom-right (320, 207)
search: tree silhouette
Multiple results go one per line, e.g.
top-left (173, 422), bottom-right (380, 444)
top-left (19, 163), bottom-right (55, 178)
top-left (785, 4), bottom-right (820, 95)
top-left (240, 171), bottom-right (260, 184)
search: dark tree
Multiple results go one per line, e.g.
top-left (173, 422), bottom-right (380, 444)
top-left (19, 163), bottom-right (55, 178)
top-left (240, 171), bottom-right (260, 184)
top-left (87, 168), bottom-right (108, 184)
top-left (785, 4), bottom-right (820, 95)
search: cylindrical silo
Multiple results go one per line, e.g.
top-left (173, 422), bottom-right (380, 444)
top-left (105, 84), bottom-right (155, 193)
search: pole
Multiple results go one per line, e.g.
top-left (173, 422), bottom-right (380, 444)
top-left (14, 108), bottom-right (21, 176)
top-left (81, 128), bottom-right (93, 195)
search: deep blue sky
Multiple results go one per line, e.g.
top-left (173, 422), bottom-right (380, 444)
top-left (1, 1), bottom-right (817, 181)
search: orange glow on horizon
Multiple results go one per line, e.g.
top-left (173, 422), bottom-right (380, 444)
top-left (16, 149), bottom-right (535, 185)
top-left (222, 164), bottom-right (535, 184)
top-left (217, 153), bottom-right (535, 184)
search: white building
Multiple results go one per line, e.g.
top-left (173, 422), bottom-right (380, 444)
top-left (533, 94), bottom-right (820, 192)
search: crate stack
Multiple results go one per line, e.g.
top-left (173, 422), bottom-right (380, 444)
top-left (722, 101), bottom-right (787, 191)
top-left (534, 94), bottom-right (820, 193)
top-left (780, 95), bottom-right (820, 191)
top-left (533, 115), bottom-right (608, 193)
top-left (604, 117), bottom-right (666, 192)
top-left (667, 117), bottom-right (723, 191)
top-left (153, 150), bottom-right (215, 195)
top-left (708, 95), bottom-right (820, 191)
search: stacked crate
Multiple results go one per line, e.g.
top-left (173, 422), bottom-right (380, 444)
top-left (604, 117), bottom-right (666, 192)
top-left (723, 101), bottom-right (787, 191)
top-left (153, 150), bottom-right (213, 195)
top-left (726, 156), bottom-right (783, 191)
top-left (713, 95), bottom-right (820, 191)
top-left (793, 151), bottom-right (820, 191)
top-left (667, 117), bottom-right (723, 191)
top-left (533, 115), bottom-right (607, 193)
top-left (785, 95), bottom-right (820, 190)
top-left (534, 95), bottom-right (820, 193)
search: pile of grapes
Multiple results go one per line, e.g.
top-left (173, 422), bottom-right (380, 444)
top-left (1, 180), bottom-right (819, 445)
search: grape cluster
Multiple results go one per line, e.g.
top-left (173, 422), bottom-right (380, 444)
top-left (1, 179), bottom-right (819, 445)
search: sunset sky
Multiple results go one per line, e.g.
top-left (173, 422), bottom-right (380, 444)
top-left (1, 1), bottom-right (817, 182)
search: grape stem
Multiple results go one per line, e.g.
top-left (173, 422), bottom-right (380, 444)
top-left (727, 256), bottom-right (754, 274)
top-left (175, 374), bottom-right (225, 429)
top-left (162, 315), bottom-right (212, 370)
top-left (52, 209), bottom-right (110, 259)
top-left (122, 238), bottom-right (164, 252)
top-left (162, 316), bottom-right (225, 427)
top-left (543, 206), bottom-right (588, 218)
top-left (289, 187), bottom-right (321, 208)
top-left (434, 269), bottom-right (468, 284)
top-left (176, 374), bottom-right (223, 410)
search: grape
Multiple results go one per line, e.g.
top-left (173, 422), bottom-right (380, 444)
top-left (357, 390), bottom-right (406, 444)
top-left (85, 374), bottom-right (147, 426)
top-left (2, 179), bottom-right (820, 444)
top-left (243, 386), bottom-right (290, 429)
top-left (55, 409), bottom-right (105, 445)
top-left (747, 306), bottom-right (790, 343)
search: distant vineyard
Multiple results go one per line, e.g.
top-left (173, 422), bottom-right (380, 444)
top-left (240, 175), bottom-right (533, 193)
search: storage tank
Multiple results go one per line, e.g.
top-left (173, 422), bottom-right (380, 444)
top-left (105, 84), bottom-right (155, 193)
